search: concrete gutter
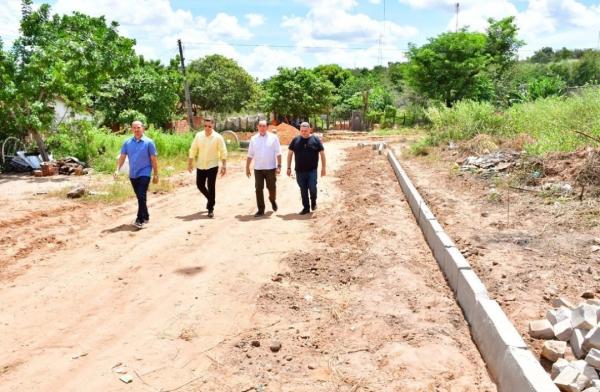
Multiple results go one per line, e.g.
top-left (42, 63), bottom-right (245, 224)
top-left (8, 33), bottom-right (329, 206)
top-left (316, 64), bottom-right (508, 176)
top-left (385, 148), bottom-right (558, 392)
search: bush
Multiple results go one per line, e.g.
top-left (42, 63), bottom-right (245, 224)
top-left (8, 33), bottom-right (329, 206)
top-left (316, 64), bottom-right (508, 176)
top-left (45, 120), bottom-right (195, 172)
top-left (422, 87), bottom-right (600, 155)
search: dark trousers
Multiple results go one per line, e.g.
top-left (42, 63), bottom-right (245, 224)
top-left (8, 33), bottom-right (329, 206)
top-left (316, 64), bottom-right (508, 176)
top-left (296, 169), bottom-right (318, 210)
top-left (130, 176), bottom-right (150, 222)
top-left (254, 169), bottom-right (276, 212)
top-left (196, 167), bottom-right (218, 212)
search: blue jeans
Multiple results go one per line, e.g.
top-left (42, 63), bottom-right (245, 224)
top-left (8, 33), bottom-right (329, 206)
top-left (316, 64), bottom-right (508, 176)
top-left (296, 169), bottom-right (318, 210)
top-left (130, 176), bottom-right (150, 222)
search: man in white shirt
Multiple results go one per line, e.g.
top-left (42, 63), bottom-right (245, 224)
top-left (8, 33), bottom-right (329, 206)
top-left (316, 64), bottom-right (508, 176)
top-left (246, 120), bottom-right (282, 217)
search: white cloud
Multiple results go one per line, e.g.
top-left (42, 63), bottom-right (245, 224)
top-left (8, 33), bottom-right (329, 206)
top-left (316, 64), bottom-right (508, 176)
top-left (282, 0), bottom-right (417, 69)
top-left (245, 13), bottom-right (265, 27)
top-left (0, 0), bottom-right (21, 46)
top-left (369, 0), bottom-right (382, 4)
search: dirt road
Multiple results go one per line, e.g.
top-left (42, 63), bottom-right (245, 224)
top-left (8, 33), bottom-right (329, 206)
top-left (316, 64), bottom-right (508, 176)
top-left (0, 142), bottom-right (494, 391)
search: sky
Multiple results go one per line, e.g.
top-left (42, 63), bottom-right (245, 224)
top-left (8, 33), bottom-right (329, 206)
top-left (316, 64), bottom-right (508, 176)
top-left (1, 0), bottom-right (599, 80)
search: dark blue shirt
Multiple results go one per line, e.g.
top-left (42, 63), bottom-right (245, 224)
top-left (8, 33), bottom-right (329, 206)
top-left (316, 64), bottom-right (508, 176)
top-left (289, 135), bottom-right (324, 172)
top-left (120, 136), bottom-right (157, 179)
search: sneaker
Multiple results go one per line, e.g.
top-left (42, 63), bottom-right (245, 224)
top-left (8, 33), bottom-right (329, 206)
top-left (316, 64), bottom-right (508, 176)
top-left (208, 211), bottom-right (214, 218)
top-left (299, 209), bottom-right (310, 215)
top-left (254, 210), bottom-right (265, 217)
top-left (133, 220), bottom-right (144, 229)
top-left (271, 200), bottom-right (278, 212)
top-left (311, 203), bottom-right (317, 211)
top-left (143, 218), bottom-right (149, 224)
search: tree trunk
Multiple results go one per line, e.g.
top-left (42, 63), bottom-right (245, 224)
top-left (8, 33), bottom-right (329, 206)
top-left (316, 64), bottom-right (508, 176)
top-left (31, 128), bottom-right (50, 162)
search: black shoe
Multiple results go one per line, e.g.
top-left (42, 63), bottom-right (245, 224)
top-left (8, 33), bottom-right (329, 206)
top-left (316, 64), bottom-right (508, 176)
top-left (271, 200), bottom-right (278, 212)
top-left (143, 218), bottom-right (149, 224)
top-left (133, 219), bottom-right (144, 229)
top-left (311, 203), bottom-right (317, 211)
top-left (208, 211), bottom-right (214, 218)
top-left (254, 210), bottom-right (265, 217)
top-left (299, 209), bottom-right (310, 215)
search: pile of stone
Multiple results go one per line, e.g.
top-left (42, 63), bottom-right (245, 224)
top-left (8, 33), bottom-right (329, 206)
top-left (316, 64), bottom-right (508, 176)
top-left (460, 150), bottom-right (521, 175)
top-left (529, 297), bottom-right (600, 391)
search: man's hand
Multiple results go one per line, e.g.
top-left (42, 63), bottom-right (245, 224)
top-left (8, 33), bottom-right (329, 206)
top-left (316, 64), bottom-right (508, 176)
top-left (187, 164), bottom-right (193, 173)
top-left (152, 175), bottom-right (159, 184)
top-left (246, 168), bottom-right (251, 178)
top-left (113, 170), bottom-right (119, 180)
top-left (276, 167), bottom-right (281, 175)
top-left (220, 167), bottom-right (227, 177)
top-left (286, 168), bottom-right (292, 177)
top-left (321, 168), bottom-right (326, 177)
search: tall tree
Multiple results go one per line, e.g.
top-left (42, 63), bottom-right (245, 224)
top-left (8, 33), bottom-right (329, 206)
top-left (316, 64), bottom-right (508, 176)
top-left (485, 16), bottom-right (524, 78)
top-left (95, 58), bottom-right (182, 129)
top-left (3, 1), bottom-right (137, 159)
top-left (261, 67), bottom-right (334, 118)
top-left (187, 54), bottom-right (257, 113)
top-left (404, 30), bottom-right (491, 106)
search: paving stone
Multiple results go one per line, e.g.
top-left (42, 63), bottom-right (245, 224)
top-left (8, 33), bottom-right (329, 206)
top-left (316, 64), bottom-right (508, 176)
top-left (542, 340), bottom-right (567, 362)
top-left (553, 297), bottom-right (577, 310)
top-left (572, 304), bottom-right (599, 330)
top-left (554, 366), bottom-right (591, 392)
top-left (573, 329), bottom-right (589, 359)
top-left (583, 388), bottom-right (600, 392)
top-left (585, 328), bottom-right (600, 353)
top-left (529, 319), bottom-right (555, 339)
top-left (572, 360), bottom-right (600, 381)
top-left (586, 349), bottom-right (600, 370)
top-left (556, 319), bottom-right (575, 341)
top-left (553, 358), bottom-right (571, 379)
top-left (548, 307), bottom-right (574, 325)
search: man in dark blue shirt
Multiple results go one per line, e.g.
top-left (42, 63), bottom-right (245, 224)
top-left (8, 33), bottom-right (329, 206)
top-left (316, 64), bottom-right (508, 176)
top-left (286, 122), bottom-right (326, 215)
top-left (115, 121), bottom-right (159, 228)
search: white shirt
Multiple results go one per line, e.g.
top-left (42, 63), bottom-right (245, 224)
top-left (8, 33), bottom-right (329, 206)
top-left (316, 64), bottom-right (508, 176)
top-left (248, 131), bottom-right (281, 170)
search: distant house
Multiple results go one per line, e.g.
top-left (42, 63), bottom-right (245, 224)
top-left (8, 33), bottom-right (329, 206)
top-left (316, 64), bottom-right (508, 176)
top-left (52, 98), bottom-right (92, 125)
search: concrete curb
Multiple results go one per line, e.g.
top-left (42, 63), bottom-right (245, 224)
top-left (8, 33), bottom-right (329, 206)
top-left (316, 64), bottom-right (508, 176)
top-left (386, 149), bottom-right (558, 392)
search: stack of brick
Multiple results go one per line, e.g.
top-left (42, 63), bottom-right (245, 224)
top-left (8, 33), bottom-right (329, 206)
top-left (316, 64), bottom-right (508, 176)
top-left (529, 298), bottom-right (600, 391)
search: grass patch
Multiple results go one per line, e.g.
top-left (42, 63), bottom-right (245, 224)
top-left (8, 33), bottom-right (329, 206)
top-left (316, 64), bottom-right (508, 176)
top-left (424, 87), bottom-right (600, 155)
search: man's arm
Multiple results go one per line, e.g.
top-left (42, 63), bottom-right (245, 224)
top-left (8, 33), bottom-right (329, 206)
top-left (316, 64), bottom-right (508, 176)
top-left (114, 153), bottom-right (126, 178)
top-left (219, 136), bottom-right (227, 176)
top-left (319, 150), bottom-right (326, 177)
top-left (275, 137), bottom-right (282, 175)
top-left (286, 150), bottom-right (293, 177)
top-left (246, 139), bottom-right (254, 178)
top-left (187, 135), bottom-right (198, 173)
top-left (151, 155), bottom-right (159, 184)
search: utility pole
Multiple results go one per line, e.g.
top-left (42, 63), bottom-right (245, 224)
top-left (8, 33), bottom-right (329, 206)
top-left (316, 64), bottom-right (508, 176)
top-left (177, 39), bottom-right (194, 130)
top-left (455, 2), bottom-right (460, 32)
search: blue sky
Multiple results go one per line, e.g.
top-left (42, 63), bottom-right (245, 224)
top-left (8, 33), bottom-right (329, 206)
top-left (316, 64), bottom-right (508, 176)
top-left (1, 0), bottom-right (600, 80)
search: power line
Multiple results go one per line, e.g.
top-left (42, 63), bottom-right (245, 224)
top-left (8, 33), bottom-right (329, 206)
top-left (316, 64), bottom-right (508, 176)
top-left (184, 41), bottom-right (409, 52)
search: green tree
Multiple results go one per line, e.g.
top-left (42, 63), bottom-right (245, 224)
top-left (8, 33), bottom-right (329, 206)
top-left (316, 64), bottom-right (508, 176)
top-left (261, 67), bottom-right (334, 118)
top-left (187, 54), bottom-right (257, 113)
top-left (485, 16), bottom-right (524, 77)
top-left (405, 30), bottom-right (491, 106)
top-left (2, 0), bottom-right (137, 159)
top-left (95, 58), bottom-right (182, 129)
top-left (573, 51), bottom-right (600, 86)
top-left (313, 64), bottom-right (354, 90)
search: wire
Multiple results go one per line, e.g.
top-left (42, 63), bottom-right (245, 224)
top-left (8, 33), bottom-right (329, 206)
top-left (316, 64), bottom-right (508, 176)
top-left (185, 41), bottom-right (409, 52)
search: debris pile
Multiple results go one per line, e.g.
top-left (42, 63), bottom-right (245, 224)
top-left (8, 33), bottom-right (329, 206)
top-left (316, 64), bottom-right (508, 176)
top-left (31, 157), bottom-right (87, 177)
top-left (530, 297), bottom-right (600, 391)
top-left (459, 150), bottom-right (521, 175)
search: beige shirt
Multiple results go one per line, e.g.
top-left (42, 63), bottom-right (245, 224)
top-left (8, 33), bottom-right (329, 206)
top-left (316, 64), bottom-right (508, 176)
top-left (188, 131), bottom-right (227, 170)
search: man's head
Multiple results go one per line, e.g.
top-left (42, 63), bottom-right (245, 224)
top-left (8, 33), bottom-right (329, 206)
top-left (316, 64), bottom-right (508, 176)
top-left (131, 120), bottom-right (144, 139)
top-left (204, 117), bottom-right (214, 132)
top-left (257, 119), bottom-right (268, 136)
top-left (300, 122), bottom-right (311, 138)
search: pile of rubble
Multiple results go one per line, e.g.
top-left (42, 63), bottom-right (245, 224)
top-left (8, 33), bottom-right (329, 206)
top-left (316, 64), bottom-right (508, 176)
top-left (32, 157), bottom-right (88, 177)
top-left (529, 297), bottom-right (600, 391)
top-left (459, 150), bottom-right (521, 175)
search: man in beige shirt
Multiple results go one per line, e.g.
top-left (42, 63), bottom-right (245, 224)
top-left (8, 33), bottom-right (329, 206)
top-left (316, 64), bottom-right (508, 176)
top-left (187, 117), bottom-right (227, 218)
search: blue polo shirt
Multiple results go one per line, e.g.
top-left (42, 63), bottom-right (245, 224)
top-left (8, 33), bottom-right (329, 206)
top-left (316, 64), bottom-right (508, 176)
top-left (120, 136), bottom-right (157, 179)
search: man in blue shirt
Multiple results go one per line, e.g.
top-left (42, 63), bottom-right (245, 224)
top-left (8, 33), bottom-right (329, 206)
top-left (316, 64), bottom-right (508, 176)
top-left (114, 121), bottom-right (159, 228)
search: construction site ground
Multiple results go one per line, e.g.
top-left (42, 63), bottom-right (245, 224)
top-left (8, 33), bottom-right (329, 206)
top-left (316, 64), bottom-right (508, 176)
top-left (0, 140), bottom-right (505, 391)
